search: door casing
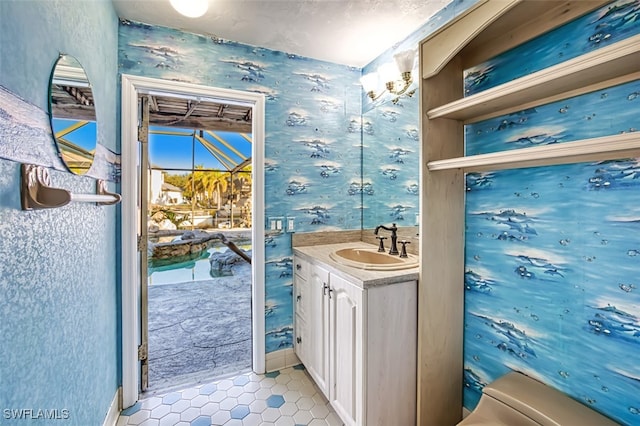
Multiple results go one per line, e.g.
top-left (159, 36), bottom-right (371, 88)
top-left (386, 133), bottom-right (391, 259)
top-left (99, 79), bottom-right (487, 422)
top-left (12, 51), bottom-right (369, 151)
top-left (120, 74), bottom-right (266, 408)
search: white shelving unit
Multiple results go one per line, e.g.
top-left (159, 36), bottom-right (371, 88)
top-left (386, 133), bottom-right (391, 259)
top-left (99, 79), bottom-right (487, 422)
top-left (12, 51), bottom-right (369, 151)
top-left (427, 35), bottom-right (640, 122)
top-left (427, 132), bottom-right (640, 173)
top-left (416, 0), bottom-right (639, 424)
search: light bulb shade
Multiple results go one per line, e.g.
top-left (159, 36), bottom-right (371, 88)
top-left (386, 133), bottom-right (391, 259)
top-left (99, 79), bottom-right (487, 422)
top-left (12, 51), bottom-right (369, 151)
top-left (170, 0), bottom-right (208, 18)
top-left (393, 49), bottom-right (416, 74)
top-left (360, 72), bottom-right (379, 94)
top-left (378, 62), bottom-right (399, 85)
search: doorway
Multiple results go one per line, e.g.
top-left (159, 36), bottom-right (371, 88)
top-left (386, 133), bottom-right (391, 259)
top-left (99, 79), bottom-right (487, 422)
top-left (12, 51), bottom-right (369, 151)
top-left (144, 123), bottom-right (253, 391)
top-left (121, 75), bottom-right (266, 407)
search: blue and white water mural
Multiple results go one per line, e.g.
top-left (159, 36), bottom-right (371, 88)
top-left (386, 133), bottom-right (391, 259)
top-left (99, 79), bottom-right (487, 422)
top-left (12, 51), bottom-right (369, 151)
top-left (463, 2), bottom-right (640, 424)
top-left (0, 85), bottom-right (119, 181)
top-left (362, 94), bottom-right (421, 228)
top-left (466, 79), bottom-right (640, 156)
top-left (464, 0), bottom-right (640, 96)
top-left (118, 0), bottom-right (482, 356)
top-left (361, 0), bottom-right (480, 228)
top-left (263, 232), bottom-right (295, 353)
top-left (464, 160), bottom-right (640, 424)
top-left (119, 21), bottom-right (362, 353)
top-left (1, 1), bottom-right (121, 422)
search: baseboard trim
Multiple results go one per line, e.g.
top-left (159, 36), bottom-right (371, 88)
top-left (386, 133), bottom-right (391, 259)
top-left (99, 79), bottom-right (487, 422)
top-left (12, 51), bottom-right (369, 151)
top-left (462, 406), bottom-right (471, 419)
top-left (265, 348), bottom-right (300, 372)
top-left (103, 387), bottom-right (121, 426)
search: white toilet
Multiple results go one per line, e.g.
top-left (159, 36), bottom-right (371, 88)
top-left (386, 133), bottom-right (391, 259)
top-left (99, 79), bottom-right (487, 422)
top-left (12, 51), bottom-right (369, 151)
top-left (458, 371), bottom-right (619, 425)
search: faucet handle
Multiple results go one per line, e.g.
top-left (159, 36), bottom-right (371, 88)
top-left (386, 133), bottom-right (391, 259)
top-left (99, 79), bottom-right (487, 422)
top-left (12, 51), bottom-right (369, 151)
top-left (399, 240), bottom-right (411, 258)
top-left (376, 236), bottom-right (387, 252)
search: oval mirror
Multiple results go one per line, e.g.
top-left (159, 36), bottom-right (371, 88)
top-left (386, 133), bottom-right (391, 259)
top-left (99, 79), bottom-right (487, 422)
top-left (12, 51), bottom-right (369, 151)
top-left (48, 54), bottom-right (97, 175)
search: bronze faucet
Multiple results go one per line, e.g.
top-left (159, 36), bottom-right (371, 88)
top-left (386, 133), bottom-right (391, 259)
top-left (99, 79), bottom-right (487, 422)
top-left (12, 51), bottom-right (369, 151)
top-left (374, 223), bottom-right (399, 255)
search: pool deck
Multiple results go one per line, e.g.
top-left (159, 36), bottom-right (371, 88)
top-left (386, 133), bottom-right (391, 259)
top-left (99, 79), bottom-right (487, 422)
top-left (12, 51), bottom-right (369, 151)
top-left (146, 261), bottom-right (252, 393)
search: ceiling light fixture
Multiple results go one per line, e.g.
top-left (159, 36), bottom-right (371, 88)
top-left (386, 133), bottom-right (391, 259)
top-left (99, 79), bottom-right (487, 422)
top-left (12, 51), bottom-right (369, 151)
top-left (360, 49), bottom-right (417, 104)
top-left (169, 0), bottom-right (209, 18)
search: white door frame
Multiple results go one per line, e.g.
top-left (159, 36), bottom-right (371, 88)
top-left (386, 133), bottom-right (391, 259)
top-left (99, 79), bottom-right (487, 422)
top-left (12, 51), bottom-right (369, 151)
top-left (120, 74), bottom-right (266, 408)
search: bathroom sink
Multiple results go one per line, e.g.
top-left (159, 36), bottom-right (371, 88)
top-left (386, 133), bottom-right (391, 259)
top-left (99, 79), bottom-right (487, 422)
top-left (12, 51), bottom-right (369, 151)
top-left (329, 248), bottom-right (418, 271)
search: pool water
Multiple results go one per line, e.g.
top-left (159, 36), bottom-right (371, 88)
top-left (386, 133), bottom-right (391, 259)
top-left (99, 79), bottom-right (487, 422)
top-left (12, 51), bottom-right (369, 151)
top-left (148, 242), bottom-right (252, 286)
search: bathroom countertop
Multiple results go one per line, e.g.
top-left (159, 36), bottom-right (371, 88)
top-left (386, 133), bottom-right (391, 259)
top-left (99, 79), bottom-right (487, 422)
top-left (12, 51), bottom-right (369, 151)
top-left (293, 241), bottom-right (419, 289)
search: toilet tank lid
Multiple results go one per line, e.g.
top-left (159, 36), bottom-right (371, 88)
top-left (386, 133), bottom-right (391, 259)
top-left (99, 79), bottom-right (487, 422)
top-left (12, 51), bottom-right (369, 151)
top-left (483, 372), bottom-right (619, 426)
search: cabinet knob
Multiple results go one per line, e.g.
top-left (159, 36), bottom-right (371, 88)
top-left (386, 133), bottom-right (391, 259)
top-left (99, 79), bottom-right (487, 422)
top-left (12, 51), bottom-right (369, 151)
top-left (296, 337), bottom-right (302, 344)
top-left (296, 264), bottom-right (302, 270)
top-left (323, 283), bottom-right (329, 295)
top-left (296, 295), bottom-right (301, 302)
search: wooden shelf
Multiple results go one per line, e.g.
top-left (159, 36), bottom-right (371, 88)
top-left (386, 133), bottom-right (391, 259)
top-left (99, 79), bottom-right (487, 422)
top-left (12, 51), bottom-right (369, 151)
top-left (427, 34), bottom-right (640, 122)
top-left (427, 132), bottom-right (640, 172)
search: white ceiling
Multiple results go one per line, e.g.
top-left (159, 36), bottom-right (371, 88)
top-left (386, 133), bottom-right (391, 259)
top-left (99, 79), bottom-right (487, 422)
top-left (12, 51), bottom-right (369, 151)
top-left (111, 0), bottom-right (452, 67)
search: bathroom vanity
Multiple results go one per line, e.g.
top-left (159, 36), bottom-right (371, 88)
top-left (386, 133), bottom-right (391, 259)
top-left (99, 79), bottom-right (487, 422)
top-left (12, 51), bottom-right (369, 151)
top-left (293, 242), bottom-right (418, 426)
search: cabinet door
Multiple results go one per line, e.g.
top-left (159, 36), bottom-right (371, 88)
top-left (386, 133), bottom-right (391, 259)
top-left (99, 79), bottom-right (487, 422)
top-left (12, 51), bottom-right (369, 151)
top-left (294, 313), bottom-right (309, 366)
top-left (294, 271), bottom-right (309, 320)
top-left (330, 274), bottom-right (363, 426)
top-left (293, 256), bottom-right (310, 364)
top-left (308, 263), bottom-right (331, 397)
top-left (293, 256), bottom-right (309, 281)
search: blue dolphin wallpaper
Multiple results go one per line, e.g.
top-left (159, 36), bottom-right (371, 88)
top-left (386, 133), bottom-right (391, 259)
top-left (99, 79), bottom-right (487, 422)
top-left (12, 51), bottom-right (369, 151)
top-left (117, 0), bottom-right (479, 354)
top-left (361, 92), bottom-right (421, 228)
top-left (464, 0), bottom-right (640, 96)
top-left (3, 0), bottom-right (638, 422)
top-left (118, 22), bottom-right (363, 353)
top-left (462, 2), bottom-right (640, 424)
top-left (361, 0), bottom-right (480, 228)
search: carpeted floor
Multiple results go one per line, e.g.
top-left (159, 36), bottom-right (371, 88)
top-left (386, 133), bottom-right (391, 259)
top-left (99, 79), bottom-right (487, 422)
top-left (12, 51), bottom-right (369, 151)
top-left (147, 261), bottom-right (252, 392)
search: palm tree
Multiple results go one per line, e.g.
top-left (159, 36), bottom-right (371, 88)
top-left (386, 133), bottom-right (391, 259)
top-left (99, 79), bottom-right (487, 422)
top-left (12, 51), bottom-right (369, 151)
top-left (201, 171), bottom-right (220, 205)
top-left (186, 166), bottom-right (209, 206)
top-left (212, 171), bottom-right (229, 210)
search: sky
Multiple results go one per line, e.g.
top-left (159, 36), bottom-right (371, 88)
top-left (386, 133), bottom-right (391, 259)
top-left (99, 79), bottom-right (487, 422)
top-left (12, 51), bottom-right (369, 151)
top-left (50, 120), bottom-right (253, 173)
top-left (148, 126), bottom-right (252, 172)
top-left (51, 118), bottom-right (97, 152)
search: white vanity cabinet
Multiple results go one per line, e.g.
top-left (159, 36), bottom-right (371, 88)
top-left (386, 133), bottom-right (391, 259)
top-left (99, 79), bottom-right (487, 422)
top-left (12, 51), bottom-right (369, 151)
top-left (293, 250), bottom-right (417, 426)
top-left (293, 256), bottom-right (311, 368)
top-left (294, 255), bottom-right (332, 397)
top-left (328, 272), bottom-right (363, 426)
top-left (307, 259), bottom-right (331, 396)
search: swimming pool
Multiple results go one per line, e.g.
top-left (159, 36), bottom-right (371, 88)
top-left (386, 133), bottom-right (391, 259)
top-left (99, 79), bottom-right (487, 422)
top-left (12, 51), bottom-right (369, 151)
top-left (148, 241), bottom-right (251, 285)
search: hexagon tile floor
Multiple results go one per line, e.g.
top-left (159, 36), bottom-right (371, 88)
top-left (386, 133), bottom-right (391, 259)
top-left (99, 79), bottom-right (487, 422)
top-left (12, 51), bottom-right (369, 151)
top-left (116, 365), bottom-right (344, 426)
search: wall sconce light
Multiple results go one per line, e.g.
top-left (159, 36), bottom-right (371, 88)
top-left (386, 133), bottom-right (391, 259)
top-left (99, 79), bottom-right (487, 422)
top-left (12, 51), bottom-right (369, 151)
top-left (169, 0), bottom-right (208, 18)
top-left (360, 49), bottom-right (417, 104)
